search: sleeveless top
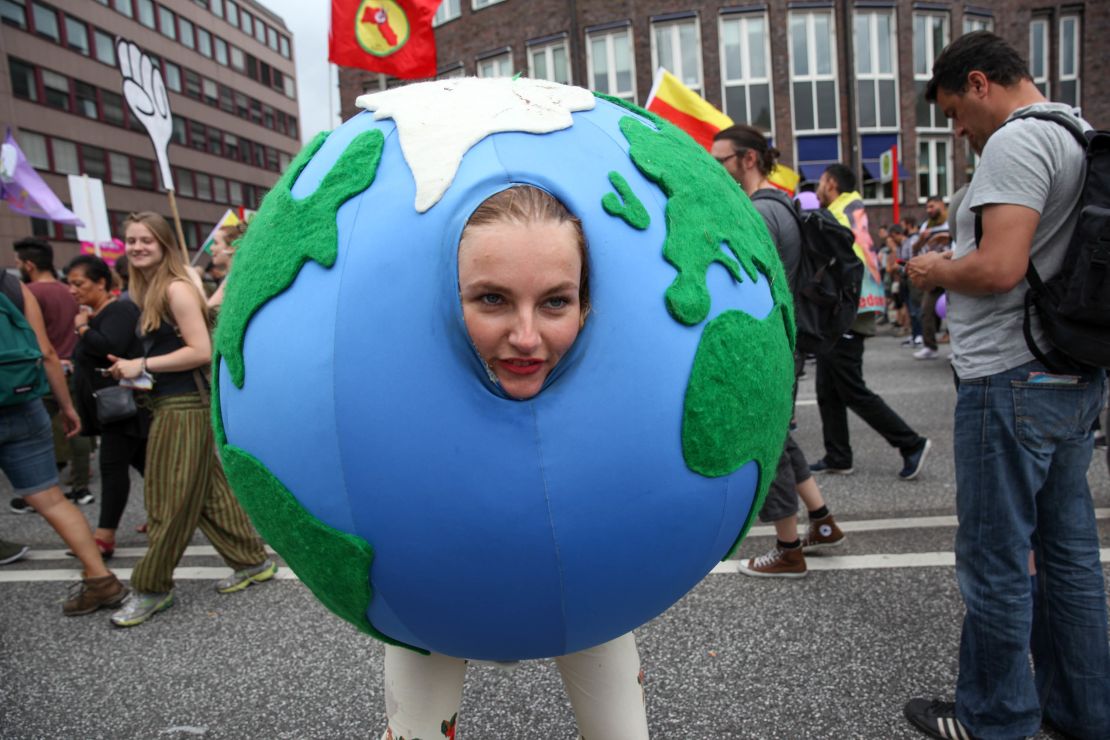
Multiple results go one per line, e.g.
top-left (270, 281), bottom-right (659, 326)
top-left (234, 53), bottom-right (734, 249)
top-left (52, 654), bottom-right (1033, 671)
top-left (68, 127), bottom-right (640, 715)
top-left (142, 319), bottom-right (204, 398)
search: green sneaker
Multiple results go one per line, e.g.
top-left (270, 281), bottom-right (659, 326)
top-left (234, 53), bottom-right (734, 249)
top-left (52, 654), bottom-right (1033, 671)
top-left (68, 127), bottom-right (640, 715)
top-left (111, 590), bottom-right (174, 627)
top-left (215, 558), bottom-right (278, 594)
top-left (0, 538), bottom-right (29, 565)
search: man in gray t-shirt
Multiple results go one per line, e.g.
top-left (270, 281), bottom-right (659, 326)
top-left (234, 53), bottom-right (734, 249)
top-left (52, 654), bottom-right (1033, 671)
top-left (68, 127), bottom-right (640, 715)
top-left (903, 32), bottom-right (1109, 740)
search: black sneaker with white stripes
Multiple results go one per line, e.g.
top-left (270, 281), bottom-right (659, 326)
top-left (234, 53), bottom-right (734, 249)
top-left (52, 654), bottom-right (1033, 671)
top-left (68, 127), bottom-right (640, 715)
top-left (904, 699), bottom-right (979, 740)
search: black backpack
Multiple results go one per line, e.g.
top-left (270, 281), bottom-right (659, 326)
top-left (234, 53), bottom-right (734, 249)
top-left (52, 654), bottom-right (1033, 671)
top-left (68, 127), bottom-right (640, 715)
top-left (751, 190), bottom-right (863, 354)
top-left (978, 111), bottom-right (1110, 371)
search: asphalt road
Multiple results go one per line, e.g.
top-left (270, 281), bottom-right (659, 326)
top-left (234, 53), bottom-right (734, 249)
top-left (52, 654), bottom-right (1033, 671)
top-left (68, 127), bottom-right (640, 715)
top-left (2, 331), bottom-right (1107, 739)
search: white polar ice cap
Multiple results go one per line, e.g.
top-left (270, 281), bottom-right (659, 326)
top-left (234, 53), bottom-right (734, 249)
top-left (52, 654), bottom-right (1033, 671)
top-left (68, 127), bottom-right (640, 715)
top-left (356, 77), bottom-right (596, 213)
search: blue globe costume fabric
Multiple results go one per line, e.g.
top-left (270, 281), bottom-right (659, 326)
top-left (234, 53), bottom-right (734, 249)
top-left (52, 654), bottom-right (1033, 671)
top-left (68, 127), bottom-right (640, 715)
top-left (216, 91), bottom-right (784, 660)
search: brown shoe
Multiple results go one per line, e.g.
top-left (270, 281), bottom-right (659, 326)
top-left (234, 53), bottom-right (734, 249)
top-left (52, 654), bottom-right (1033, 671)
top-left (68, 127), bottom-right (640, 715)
top-left (63, 574), bottom-right (129, 616)
top-left (738, 545), bottom-right (807, 578)
top-left (801, 514), bottom-right (846, 553)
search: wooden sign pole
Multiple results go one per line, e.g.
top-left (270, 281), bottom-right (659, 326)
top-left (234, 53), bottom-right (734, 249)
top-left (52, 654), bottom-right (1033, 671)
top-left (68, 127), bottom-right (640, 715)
top-left (166, 188), bottom-right (190, 263)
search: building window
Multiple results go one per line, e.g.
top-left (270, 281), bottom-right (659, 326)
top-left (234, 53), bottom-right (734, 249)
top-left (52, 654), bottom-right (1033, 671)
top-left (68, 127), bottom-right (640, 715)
top-left (279, 36), bottom-right (290, 58)
top-left (588, 26), bottom-right (635, 102)
top-left (918, 137), bottom-right (951, 203)
top-left (2, 0), bottom-right (28, 29)
top-left (32, 2), bottom-right (59, 42)
top-left (963, 15), bottom-right (992, 34)
top-left (133, 158), bottom-right (155, 190)
top-left (163, 61), bottom-right (181, 92)
top-left (157, 5), bottom-right (175, 39)
top-left (213, 176), bottom-right (228, 203)
top-left (64, 15), bottom-right (89, 55)
top-left (52, 138), bottom-right (79, 174)
top-left (1029, 18), bottom-right (1049, 98)
top-left (860, 133), bottom-right (902, 202)
top-left (854, 10), bottom-right (898, 131)
top-left (240, 8), bottom-right (252, 36)
top-left (16, 130), bottom-right (48, 169)
top-left (114, 0), bottom-right (132, 18)
top-left (528, 38), bottom-right (570, 85)
top-left (42, 69), bottom-right (70, 111)
top-left (9, 59), bottom-right (38, 102)
top-left (719, 13), bottom-right (772, 133)
top-left (102, 90), bottom-right (124, 125)
top-left (81, 145), bottom-right (107, 180)
top-left (136, 0), bottom-right (154, 29)
top-left (652, 18), bottom-right (702, 93)
top-left (74, 81), bottom-right (98, 119)
top-left (198, 27), bottom-right (212, 57)
top-left (795, 134), bottom-right (840, 185)
top-left (1059, 14), bottom-right (1080, 109)
top-left (266, 25), bottom-right (277, 51)
top-left (94, 29), bottom-right (116, 65)
top-left (477, 51), bottom-right (512, 78)
top-left (215, 37), bottom-right (228, 65)
top-left (179, 16), bottom-right (194, 47)
top-left (434, 0), bottom-right (459, 26)
top-left (211, 0), bottom-right (221, 17)
top-left (225, 0), bottom-right (237, 27)
top-left (253, 17), bottom-right (266, 44)
top-left (175, 167), bottom-right (193, 196)
top-left (230, 45), bottom-right (245, 72)
top-left (229, 180), bottom-right (242, 204)
top-left (913, 13), bottom-right (950, 130)
top-left (473, 0), bottom-right (505, 8)
top-left (109, 152), bottom-right (131, 185)
top-left (788, 10), bottom-right (838, 133)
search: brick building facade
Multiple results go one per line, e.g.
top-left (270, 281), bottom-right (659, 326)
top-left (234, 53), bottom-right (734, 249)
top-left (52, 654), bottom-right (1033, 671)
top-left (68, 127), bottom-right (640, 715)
top-left (0, 0), bottom-right (300, 266)
top-left (338, 0), bottom-right (1107, 226)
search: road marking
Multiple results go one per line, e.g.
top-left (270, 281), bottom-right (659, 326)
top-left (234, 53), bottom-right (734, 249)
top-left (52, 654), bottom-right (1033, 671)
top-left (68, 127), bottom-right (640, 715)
top-left (2, 510), bottom-right (1107, 583)
top-left (0, 567), bottom-right (300, 583)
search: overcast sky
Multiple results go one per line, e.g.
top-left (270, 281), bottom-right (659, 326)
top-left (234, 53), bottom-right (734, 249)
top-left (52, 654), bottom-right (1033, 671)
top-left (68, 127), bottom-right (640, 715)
top-left (257, 1), bottom-right (341, 143)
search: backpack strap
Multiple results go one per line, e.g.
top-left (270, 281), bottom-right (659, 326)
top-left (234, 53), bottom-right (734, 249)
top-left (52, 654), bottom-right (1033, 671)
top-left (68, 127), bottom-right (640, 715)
top-left (0, 272), bottom-right (24, 314)
top-left (1002, 109), bottom-right (1090, 149)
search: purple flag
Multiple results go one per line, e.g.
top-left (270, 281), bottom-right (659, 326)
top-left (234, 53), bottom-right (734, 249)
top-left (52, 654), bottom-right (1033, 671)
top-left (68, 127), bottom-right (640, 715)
top-left (0, 129), bottom-right (83, 226)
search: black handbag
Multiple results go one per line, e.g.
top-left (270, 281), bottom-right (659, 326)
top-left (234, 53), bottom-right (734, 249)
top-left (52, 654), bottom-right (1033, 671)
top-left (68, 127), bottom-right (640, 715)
top-left (93, 385), bottom-right (138, 425)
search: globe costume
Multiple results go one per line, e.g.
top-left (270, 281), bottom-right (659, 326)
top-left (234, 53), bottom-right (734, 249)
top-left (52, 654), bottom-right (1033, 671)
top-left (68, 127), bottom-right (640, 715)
top-left (212, 79), bottom-right (795, 732)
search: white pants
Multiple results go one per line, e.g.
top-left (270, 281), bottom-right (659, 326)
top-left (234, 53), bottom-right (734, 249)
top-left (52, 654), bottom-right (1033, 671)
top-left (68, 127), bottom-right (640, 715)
top-left (381, 632), bottom-right (649, 739)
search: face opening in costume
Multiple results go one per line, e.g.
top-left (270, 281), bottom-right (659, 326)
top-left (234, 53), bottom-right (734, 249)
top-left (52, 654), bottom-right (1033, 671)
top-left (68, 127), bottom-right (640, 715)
top-left (457, 187), bottom-right (588, 400)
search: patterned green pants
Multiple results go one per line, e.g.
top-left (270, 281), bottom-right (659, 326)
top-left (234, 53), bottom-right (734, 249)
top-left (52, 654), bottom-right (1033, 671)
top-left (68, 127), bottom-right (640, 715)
top-left (131, 393), bottom-right (266, 594)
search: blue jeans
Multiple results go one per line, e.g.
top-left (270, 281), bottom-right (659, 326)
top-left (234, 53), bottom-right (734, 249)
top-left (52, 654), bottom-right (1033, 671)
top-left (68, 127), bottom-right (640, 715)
top-left (0, 399), bottom-right (59, 496)
top-left (953, 359), bottom-right (1110, 739)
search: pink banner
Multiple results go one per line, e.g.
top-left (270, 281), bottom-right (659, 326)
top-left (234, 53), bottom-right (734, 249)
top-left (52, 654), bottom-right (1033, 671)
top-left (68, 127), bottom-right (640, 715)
top-left (80, 238), bottom-right (126, 268)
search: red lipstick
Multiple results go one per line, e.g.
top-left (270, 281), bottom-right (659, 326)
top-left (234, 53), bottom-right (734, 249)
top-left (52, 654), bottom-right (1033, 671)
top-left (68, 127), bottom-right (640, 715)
top-left (498, 358), bottom-right (544, 375)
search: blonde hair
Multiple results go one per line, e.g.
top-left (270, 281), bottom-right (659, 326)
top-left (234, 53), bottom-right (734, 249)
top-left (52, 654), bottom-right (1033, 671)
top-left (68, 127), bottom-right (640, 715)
top-left (463, 186), bottom-right (590, 318)
top-left (124, 211), bottom-right (210, 334)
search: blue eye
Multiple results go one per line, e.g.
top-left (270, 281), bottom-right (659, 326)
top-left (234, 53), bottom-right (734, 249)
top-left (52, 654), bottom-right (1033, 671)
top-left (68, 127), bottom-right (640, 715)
top-left (545, 297), bottom-right (569, 309)
top-left (480, 294), bottom-right (503, 305)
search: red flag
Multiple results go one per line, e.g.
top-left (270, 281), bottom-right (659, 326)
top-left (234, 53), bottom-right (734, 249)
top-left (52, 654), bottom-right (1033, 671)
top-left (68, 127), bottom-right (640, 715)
top-left (329, 0), bottom-right (440, 79)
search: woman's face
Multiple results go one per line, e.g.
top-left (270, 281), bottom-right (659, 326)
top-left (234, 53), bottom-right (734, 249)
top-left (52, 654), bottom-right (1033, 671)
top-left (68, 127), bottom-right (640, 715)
top-left (212, 231), bottom-right (233, 269)
top-left (66, 266), bottom-right (105, 307)
top-left (125, 222), bottom-right (164, 271)
top-left (458, 219), bottom-right (583, 400)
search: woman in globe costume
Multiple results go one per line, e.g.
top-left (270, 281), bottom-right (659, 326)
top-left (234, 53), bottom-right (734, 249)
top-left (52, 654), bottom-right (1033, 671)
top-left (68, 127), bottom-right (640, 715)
top-left (106, 212), bottom-right (276, 627)
top-left (66, 254), bottom-right (149, 558)
top-left (380, 185), bottom-right (649, 740)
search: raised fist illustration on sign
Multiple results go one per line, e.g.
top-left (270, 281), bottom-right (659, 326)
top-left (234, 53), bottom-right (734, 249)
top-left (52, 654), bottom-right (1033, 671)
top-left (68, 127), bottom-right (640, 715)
top-left (116, 38), bottom-right (175, 191)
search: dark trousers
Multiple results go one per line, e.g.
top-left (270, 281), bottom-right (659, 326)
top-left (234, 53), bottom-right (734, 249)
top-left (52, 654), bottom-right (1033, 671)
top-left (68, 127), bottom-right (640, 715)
top-left (921, 289), bottom-right (943, 350)
top-left (816, 333), bottom-right (923, 468)
top-left (97, 432), bottom-right (147, 531)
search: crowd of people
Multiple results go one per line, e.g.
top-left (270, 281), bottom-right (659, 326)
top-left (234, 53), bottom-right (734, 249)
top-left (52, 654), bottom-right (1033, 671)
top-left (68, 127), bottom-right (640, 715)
top-left (0, 29), bottom-right (1107, 740)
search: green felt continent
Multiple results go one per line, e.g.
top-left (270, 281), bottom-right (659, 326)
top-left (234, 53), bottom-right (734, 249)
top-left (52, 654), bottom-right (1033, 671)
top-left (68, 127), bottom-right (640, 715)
top-left (601, 171), bottom-right (650, 230)
top-left (215, 128), bottom-right (385, 388)
top-left (596, 94), bottom-right (794, 347)
top-left (682, 305), bottom-right (795, 555)
top-left (211, 357), bottom-right (425, 652)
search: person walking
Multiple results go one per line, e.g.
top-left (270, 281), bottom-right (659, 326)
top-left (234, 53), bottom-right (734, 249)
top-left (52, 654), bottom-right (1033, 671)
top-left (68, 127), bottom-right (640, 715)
top-left (0, 268), bottom-right (127, 613)
top-left (904, 31), bottom-right (1110, 740)
top-left (810, 165), bottom-right (931, 480)
top-left (11, 238), bottom-right (94, 509)
top-left (711, 125), bottom-right (846, 578)
top-left (106, 212), bottom-right (276, 627)
top-left (65, 255), bottom-right (149, 558)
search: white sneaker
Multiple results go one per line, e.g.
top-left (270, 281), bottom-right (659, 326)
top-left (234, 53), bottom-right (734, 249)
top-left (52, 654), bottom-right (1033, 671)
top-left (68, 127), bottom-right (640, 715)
top-left (914, 347), bottom-right (939, 360)
top-left (913, 336), bottom-right (924, 346)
